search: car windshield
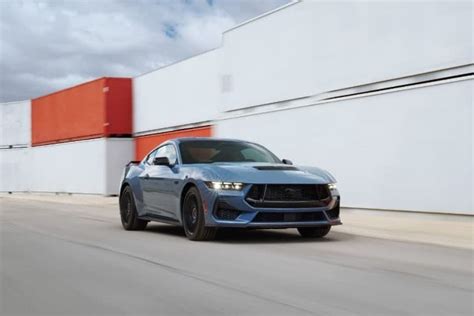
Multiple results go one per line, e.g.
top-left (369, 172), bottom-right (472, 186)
top-left (179, 140), bottom-right (281, 164)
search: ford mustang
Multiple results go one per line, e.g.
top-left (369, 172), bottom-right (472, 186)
top-left (119, 138), bottom-right (341, 241)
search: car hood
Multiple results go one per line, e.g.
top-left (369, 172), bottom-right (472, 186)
top-left (195, 162), bottom-right (336, 184)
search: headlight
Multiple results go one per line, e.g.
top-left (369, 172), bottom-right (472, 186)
top-left (328, 183), bottom-right (337, 190)
top-left (205, 181), bottom-right (244, 191)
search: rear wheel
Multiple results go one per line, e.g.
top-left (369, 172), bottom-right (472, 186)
top-left (182, 187), bottom-right (216, 241)
top-left (120, 186), bottom-right (148, 231)
top-left (297, 226), bottom-right (331, 238)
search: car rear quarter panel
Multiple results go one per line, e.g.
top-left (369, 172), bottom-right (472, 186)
top-left (122, 164), bottom-right (147, 216)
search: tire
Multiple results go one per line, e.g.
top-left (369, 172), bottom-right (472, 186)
top-left (120, 186), bottom-right (148, 231)
top-left (182, 187), bottom-right (216, 241)
top-left (297, 226), bottom-right (331, 238)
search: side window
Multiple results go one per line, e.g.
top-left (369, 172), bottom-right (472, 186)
top-left (146, 149), bottom-right (158, 165)
top-left (154, 146), bottom-right (167, 159)
top-left (148, 145), bottom-right (178, 165)
top-left (158, 145), bottom-right (177, 165)
top-left (166, 145), bottom-right (177, 164)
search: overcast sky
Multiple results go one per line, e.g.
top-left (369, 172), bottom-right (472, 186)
top-left (0, 0), bottom-right (289, 102)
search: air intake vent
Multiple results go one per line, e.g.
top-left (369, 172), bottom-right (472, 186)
top-left (253, 166), bottom-right (299, 171)
top-left (213, 200), bottom-right (241, 220)
top-left (253, 211), bottom-right (327, 222)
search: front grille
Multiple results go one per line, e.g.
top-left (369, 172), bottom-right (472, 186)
top-left (246, 184), bottom-right (331, 208)
top-left (253, 211), bottom-right (327, 222)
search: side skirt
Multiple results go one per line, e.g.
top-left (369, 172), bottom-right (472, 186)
top-left (139, 213), bottom-right (181, 226)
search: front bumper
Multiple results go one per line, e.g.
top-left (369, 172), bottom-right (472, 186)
top-left (199, 183), bottom-right (342, 228)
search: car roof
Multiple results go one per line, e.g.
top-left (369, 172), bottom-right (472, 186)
top-left (169, 137), bottom-right (249, 144)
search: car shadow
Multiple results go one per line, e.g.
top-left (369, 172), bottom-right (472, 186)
top-left (215, 228), bottom-right (348, 244)
top-left (145, 224), bottom-right (186, 237)
top-left (144, 223), bottom-right (350, 244)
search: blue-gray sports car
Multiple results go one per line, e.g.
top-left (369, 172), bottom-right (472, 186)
top-left (119, 138), bottom-right (341, 241)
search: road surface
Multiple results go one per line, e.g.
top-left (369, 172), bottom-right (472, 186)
top-left (1, 198), bottom-right (472, 315)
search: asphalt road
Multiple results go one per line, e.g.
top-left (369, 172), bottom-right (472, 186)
top-left (1, 198), bottom-right (472, 316)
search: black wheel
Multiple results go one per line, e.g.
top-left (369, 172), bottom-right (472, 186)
top-left (297, 226), bottom-right (331, 238)
top-left (182, 187), bottom-right (216, 241)
top-left (120, 186), bottom-right (148, 231)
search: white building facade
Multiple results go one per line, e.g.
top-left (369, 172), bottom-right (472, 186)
top-left (1, 0), bottom-right (472, 213)
top-left (215, 0), bottom-right (473, 214)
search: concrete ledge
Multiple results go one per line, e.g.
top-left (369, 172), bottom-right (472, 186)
top-left (339, 208), bottom-right (473, 250)
top-left (0, 192), bottom-right (118, 205)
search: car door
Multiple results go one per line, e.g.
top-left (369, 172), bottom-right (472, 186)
top-left (139, 148), bottom-right (161, 215)
top-left (140, 144), bottom-right (181, 220)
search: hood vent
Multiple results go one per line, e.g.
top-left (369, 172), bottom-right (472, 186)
top-left (253, 166), bottom-right (299, 171)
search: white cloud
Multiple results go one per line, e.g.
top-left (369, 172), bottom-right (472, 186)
top-left (0, 0), bottom-right (289, 102)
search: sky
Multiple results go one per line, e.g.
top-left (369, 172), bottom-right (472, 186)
top-left (0, 0), bottom-right (289, 102)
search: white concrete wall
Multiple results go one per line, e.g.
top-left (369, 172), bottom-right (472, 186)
top-left (0, 148), bottom-right (31, 192)
top-left (29, 139), bottom-right (107, 194)
top-left (216, 79), bottom-right (473, 214)
top-left (220, 0), bottom-right (473, 111)
top-left (133, 49), bottom-right (220, 134)
top-left (0, 138), bottom-right (133, 195)
top-left (0, 100), bottom-right (31, 147)
top-left (105, 138), bottom-right (134, 195)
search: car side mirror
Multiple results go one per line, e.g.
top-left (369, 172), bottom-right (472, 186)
top-left (153, 156), bottom-right (170, 166)
top-left (282, 159), bottom-right (293, 165)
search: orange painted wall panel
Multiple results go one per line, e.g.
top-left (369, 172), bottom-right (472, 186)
top-left (135, 126), bottom-right (212, 160)
top-left (104, 78), bottom-right (133, 136)
top-left (31, 78), bottom-right (132, 146)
